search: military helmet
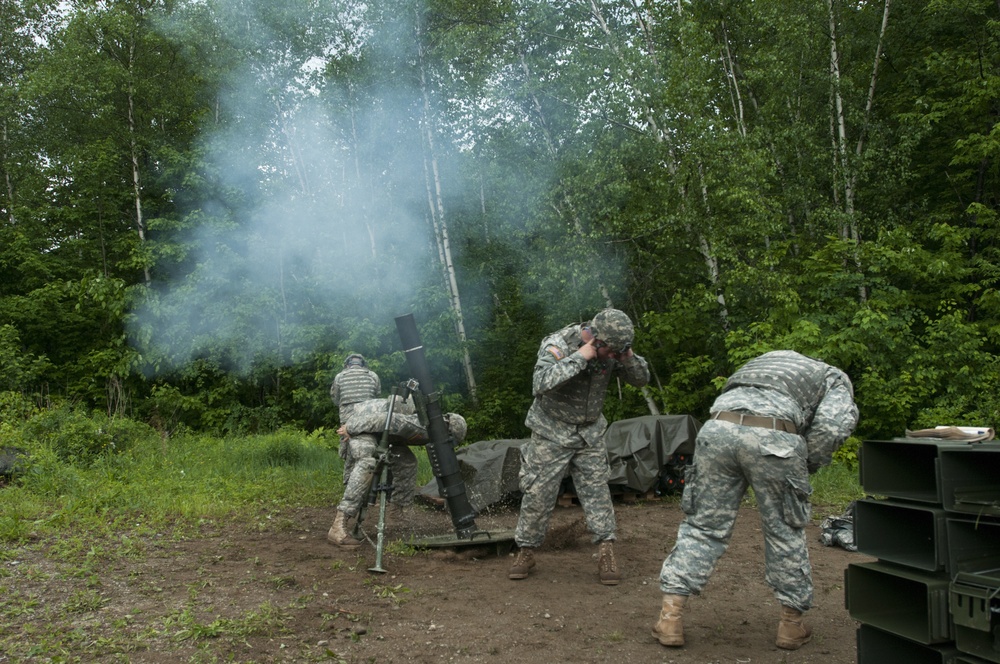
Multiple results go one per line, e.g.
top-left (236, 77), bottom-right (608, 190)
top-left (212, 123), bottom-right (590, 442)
top-left (344, 353), bottom-right (367, 368)
top-left (444, 413), bottom-right (467, 444)
top-left (589, 308), bottom-right (634, 354)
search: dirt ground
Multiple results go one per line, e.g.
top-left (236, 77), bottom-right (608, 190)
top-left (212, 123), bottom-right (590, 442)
top-left (4, 496), bottom-right (871, 663)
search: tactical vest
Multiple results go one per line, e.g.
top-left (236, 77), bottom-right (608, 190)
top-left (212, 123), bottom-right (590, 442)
top-left (335, 367), bottom-right (379, 408)
top-left (536, 325), bottom-right (615, 425)
top-left (723, 350), bottom-right (826, 411)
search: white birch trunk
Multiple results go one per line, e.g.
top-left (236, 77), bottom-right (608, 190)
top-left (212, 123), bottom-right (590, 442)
top-left (416, 18), bottom-right (478, 404)
top-left (2, 119), bottom-right (14, 226)
top-left (126, 42), bottom-right (151, 286)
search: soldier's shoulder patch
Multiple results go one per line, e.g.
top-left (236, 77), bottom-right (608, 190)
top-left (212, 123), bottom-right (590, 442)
top-left (545, 345), bottom-right (565, 360)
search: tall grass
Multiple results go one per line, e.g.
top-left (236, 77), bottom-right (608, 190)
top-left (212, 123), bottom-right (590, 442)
top-left (0, 414), bottom-right (440, 544)
top-left (811, 462), bottom-right (865, 511)
top-left (0, 425), bottom-right (348, 542)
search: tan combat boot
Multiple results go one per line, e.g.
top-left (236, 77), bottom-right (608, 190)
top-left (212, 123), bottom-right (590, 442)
top-left (508, 547), bottom-right (536, 580)
top-left (775, 605), bottom-right (812, 650)
top-left (326, 510), bottom-right (362, 548)
top-left (651, 594), bottom-right (687, 647)
top-left (598, 540), bottom-right (621, 585)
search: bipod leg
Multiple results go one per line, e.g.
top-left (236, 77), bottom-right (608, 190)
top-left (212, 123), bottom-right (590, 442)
top-left (368, 468), bottom-right (390, 574)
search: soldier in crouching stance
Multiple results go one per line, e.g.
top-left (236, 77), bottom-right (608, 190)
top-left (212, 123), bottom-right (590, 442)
top-left (327, 394), bottom-right (467, 547)
top-left (652, 350), bottom-right (858, 651)
top-left (509, 308), bottom-right (650, 586)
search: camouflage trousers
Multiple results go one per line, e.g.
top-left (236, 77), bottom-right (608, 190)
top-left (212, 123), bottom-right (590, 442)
top-left (337, 434), bottom-right (418, 517)
top-left (340, 436), bottom-right (354, 484)
top-left (658, 420), bottom-right (814, 611)
top-left (514, 431), bottom-right (616, 548)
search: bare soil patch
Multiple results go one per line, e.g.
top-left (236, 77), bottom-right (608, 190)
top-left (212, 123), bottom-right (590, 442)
top-left (5, 498), bottom-right (870, 663)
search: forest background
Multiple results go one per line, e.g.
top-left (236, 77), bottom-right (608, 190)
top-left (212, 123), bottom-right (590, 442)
top-left (2, 0), bottom-right (999, 450)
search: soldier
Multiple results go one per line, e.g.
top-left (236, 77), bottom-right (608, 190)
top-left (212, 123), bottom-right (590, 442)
top-left (328, 394), bottom-right (468, 547)
top-left (330, 354), bottom-right (381, 484)
top-left (508, 308), bottom-right (650, 585)
top-left (327, 354), bottom-right (380, 547)
top-left (652, 350), bottom-right (859, 651)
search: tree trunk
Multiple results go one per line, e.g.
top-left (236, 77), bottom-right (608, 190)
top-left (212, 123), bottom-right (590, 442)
top-left (416, 12), bottom-right (478, 404)
top-left (127, 67), bottom-right (151, 286)
top-left (2, 119), bottom-right (13, 226)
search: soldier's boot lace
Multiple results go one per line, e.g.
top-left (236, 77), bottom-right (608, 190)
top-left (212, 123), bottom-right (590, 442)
top-left (775, 605), bottom-right (812, 650)
top-left (598, 540), bottom-right (621, 585)
top-left (652, 594), bottom-right (687, 647)
top-left (508, 547), bottom-right (536, 580)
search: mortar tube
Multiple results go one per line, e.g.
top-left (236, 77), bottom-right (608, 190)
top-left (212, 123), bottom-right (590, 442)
top-left (395, 313), bottom-right (478, 538)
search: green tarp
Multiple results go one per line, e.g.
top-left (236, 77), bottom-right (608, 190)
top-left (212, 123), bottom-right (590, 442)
top-left (417, 415), bottom-right (701, 511)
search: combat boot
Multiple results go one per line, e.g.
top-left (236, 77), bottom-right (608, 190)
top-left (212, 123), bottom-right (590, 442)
top-left (775, 605), bottom-right (812, 650)
top-left (598, 540), bottom-right (621, 585)
top-left (385, 502), bottom-right (405, 522)
top-left (508, 547), bottom-right (536, 580)
top-left (326, 510), bottom-right (362, 548)
top-left (651, 594), bottom-right (687, 647)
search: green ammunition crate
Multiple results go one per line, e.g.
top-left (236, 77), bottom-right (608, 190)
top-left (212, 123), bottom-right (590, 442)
top-left (947, 518), bottom-right (1000, 576)
top-left (860, 439), bottom-right (959, 504)
top-left (846, 561), bottom-right (953, 644)
top-left (939, 446), bottom-right (1000, 518)
top-left (855, 499), bottom-right (949, 572)
top-left (951, 571), bottom-right (1000, 663)
top-left (955, 656), bottom-right (997, 664)
top-left (857, 624), bottom-right (960, 664)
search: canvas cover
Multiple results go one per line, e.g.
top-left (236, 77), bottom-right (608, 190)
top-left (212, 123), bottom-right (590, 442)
top-left (417, 415), bottom-right (701, 511)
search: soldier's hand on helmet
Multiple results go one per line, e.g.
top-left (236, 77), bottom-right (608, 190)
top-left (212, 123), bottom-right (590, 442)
top-left (578, 337), bottom-right (598, 361)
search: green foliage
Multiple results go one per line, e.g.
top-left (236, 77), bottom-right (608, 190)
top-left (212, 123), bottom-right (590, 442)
top-left (20, 405), bottom-right (157, 465)
top-left (811, 462), bottom-right (865, 511)
top-left (0, 0), bottom-right (997, 445)
top-left (3, 415), bottom-right (343, 545)
top-left (238, 430), bottom-right (309, 468)
top-left (832, 437), bottom-right (861, 470)
top-left (0, 325), bottom-right (51, 392)
top-left (0, 390), bottom-right (40, 423)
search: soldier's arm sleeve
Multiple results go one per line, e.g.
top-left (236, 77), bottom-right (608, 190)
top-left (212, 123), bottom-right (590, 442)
top-left (616, 352), bottom-right (650, 387)
top-left (372, 372), bottom-right (382, 397)
top-left (804, 370), bottom-right (860, 473)
top-left (531, 339), bottom-right (588, 396)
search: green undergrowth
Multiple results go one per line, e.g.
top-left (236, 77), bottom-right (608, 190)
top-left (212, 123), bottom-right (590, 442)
top-left (0, 412), bottom-right (436, 546)
top-left (0, 424), bottom-right (339, 544)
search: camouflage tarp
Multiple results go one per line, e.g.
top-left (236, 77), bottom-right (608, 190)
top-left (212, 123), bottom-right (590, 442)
top-left (604, 415), bottom-right (700, 493)
top-left (417, 415), bottom-right (701, 511)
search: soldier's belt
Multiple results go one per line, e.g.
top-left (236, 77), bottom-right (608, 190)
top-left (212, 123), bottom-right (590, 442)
top-left (712, 411), bottom-right (797, 434)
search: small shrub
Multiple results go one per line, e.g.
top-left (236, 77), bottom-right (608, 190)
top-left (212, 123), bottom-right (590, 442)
top-left (832, 436), bottom-right (861, 470)
top-left (0, 391), bottom-right (39, 423)
top-left (22, 407), bottom-right (114, 464)
top-left (20, 407), bottom-right (156, 465)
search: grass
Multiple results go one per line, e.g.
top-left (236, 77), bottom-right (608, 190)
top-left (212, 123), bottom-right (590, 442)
top-left (0, 429), bottom-right (350, 544)
top-left (0, 419), bottom-right (439, 662)
top-left (0, 411), bottom-right (863, 662)
top-left (811, 462), bottom-right (865, 512)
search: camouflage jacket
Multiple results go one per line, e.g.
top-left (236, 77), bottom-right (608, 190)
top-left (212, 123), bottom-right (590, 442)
top-left (525, 323), bottom-right (650, 446)
top-left (713, 351), bottom-right (859, 471)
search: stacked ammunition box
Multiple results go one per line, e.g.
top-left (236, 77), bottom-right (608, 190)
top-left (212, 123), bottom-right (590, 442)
top-left (846, 439), bottom-right (1000, 664)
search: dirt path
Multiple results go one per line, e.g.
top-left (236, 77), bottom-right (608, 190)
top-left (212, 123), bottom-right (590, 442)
top-left (10, 497), bottom-right (868, 663)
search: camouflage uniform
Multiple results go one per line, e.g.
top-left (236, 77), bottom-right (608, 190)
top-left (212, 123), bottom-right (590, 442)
top-left (337, 396), bottom-right (468, 517)
top-left (515, 311), bottom-right (650, 548)
top-left (331, 357), bottom-right (381, 482)
top-left (658, 351), bottom-right (859, 612)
